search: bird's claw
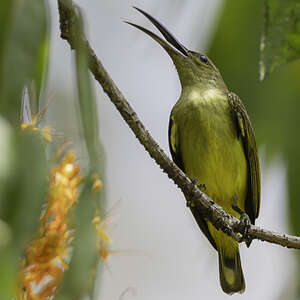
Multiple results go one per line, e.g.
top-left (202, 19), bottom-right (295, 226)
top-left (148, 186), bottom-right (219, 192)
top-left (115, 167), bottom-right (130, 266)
top-left (239, 212), bottom-right (251, 245)
top-left (232, 204), bottom-right (252, 245)
top-left (190, 178), bottom-right (206, 191)
top-left (198, 183), bottom-right (207, 191)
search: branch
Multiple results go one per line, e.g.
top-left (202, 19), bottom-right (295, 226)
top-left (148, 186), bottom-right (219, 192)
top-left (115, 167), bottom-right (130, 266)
top-left (57, 0), bottom-right (300, 250)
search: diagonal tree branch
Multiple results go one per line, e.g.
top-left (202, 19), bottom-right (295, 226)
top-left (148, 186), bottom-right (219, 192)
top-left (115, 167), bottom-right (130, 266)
top-left (57, 0), bottom-right (300, 250)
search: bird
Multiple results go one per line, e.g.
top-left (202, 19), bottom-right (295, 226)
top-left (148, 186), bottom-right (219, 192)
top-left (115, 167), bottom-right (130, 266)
top-left (126, 7), bottom-right (261, 295)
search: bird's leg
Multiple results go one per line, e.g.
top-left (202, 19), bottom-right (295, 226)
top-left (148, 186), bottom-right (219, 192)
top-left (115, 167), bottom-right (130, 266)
top-left (232, 197), bottom-right (252, 245)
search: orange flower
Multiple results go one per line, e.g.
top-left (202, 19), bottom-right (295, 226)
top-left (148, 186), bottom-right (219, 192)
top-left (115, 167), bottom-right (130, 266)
top-left (18, 152), bottom-right (83, 300)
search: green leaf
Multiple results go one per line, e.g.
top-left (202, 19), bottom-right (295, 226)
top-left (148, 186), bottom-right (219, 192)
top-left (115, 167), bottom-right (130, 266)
top-left (0, 2), bottom-right (49, 296)
top-left (73, 9), bottom-right (101, 173)
top-left (0, 120), bottom-right (48, 299)
top-left (0, 2), bottom-right (14, 83)
top-left (0, 0), bottom-right (49, 125)
top-left (29, 0), bottom-right (50, 115)
top-left (57, 177), bottom-right (99, 300)
top-left (6, 131), bottom-right (48, 250)
top-left (0, 246), bottom-right (17, 300)
top-left (0, 116), bottom-right (16, 300)
top-left (57, 6), bottom-right (105, 299)
top-left (260, 0), bottom-right (300, 80)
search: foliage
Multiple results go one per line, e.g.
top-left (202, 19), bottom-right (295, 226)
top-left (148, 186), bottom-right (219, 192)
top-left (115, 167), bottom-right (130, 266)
top-left (0, 0), bottom-right (49, 124)
top-left (0, 1), bottom-right (106, 299)
top-left (260, 0), bottom-right (300, 80)
top-left (0, 1), bottom-right (49, 298)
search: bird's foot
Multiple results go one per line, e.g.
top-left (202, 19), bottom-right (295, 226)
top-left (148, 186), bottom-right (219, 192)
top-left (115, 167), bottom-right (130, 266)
top-left (190, 178), bottom-right (206, 190)
top-left (232, 204), bottom-right (252, 246)
top-left (198, 183), bottom-right (207, 191)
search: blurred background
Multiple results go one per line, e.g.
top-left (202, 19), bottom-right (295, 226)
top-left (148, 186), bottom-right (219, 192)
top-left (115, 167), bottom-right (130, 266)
top-left (47, 0), bottom-right (300, 299)
top-left (1, 0), bottom-right (300, 299)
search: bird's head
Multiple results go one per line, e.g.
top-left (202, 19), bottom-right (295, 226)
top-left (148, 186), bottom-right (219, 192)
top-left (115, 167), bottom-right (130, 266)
top-left (126, 7), bottom-right (227, 91)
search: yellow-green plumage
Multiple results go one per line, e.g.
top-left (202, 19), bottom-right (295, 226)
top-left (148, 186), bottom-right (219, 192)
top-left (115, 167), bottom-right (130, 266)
top-left (127, 7), bottom-right (260, 295)
top-left (170, 87), bottom-right (247, 294)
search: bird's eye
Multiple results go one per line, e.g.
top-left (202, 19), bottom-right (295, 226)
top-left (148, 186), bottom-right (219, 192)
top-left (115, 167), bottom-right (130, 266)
top-left (199, 55), bottom-right (209, 64)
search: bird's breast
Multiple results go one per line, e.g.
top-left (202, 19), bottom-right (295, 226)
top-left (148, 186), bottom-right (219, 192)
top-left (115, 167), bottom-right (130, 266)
top-left (172, 88), bottom-right (248, 213)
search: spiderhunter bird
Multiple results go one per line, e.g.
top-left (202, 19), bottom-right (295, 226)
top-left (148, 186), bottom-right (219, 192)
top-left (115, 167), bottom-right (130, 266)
top-left (126, 7), bottom-right (260, 294)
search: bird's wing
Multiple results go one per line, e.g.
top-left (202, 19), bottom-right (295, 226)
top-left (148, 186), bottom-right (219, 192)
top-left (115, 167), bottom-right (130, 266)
top-left (227, 92), bottom-right (261, 223)
top-left (168, 115), bottom-right (184, 170)
top-left (168, 114), bottom-right (218, 250)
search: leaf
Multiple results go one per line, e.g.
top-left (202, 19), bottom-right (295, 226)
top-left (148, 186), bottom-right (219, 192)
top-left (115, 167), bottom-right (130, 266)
top-left (0, 0), bottom-right (49, 124)
top-left (28, 9), bottom-right (51, 115)
top-left (73, 10), bottom-right (101, 173)
top-left (57, 6), bottom-right (105, 299)
top-left (57, 178), bottom-right (99, 300)
top-left (0, 125), bottom-right (48, 300)
top-left (0, 2), bottom-right (14, 82)
top-left (0, 2), bottom-right (50, 296)
top-left (260, 0), bottom-right (300, 80)
top-left (29, 0), bottom-right (50, 115)
top-left (0, 117), bottom-right (16, 300)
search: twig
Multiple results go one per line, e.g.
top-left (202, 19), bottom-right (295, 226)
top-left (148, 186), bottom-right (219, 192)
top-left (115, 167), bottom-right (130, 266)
top-left (57, 0), bottom-right (300, 250)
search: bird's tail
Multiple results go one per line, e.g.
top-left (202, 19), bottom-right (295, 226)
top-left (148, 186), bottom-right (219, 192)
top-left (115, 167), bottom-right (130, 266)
top-left (218, 247), bottom-right (245, 295)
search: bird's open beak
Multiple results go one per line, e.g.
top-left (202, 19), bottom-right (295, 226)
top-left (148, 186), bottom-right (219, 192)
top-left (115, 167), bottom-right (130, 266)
top-left (125, 7), bottom-right (189, 57)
